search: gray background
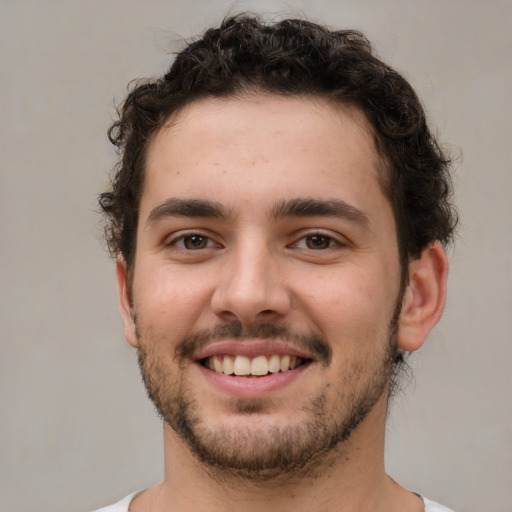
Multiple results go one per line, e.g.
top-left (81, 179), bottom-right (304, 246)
top-left (1, 1), bottom-right (510, 511)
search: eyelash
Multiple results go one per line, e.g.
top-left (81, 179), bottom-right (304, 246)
top-left (168, 233), bottom-right (219, 250)
top-left (167, 231), bottom-right (343, 252)
top-left (291, 233), bottom-right (341, 250)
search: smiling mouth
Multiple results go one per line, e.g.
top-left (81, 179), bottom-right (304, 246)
top-left (200, 354), bottom-right (309, 376)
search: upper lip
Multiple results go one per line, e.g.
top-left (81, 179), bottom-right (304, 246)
top-left (193, 339), bottom-right (314, 361)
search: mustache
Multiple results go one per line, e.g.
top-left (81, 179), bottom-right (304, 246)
top-left (175, 322), bottom-right (332, 365)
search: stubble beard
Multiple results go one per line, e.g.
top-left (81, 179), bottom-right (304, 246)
top-left (136, 307), bottom-right (401, 482)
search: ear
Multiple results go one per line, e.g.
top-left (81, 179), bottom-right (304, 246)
top-left (116, 255), bottom-right (138, 348)
top-left (398, 241), bottom-right (449, 352)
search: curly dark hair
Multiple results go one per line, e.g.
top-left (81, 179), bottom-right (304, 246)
top-left (100, 14), bottom-right (457, 275)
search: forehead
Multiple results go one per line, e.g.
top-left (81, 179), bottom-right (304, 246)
top-left (152, 95), bottom-right (379, 157)
top-left (141, 95), bottom-right (389, 221)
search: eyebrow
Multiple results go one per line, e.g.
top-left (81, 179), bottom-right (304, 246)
top-left (145, 196), bottom-right (369, 228)
top-left (146, 198), bottom-right (230, 226)
top-left (270, 198), bottom-right (369, 226)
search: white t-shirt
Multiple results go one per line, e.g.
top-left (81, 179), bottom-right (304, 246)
top-left (92, 492), bottom-right (455, 511)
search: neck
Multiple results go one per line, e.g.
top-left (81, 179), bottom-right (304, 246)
top-left (130, 394), bottom-right (423, 512)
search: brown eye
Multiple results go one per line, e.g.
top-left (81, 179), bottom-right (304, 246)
top-left (182, 235), bottom-right (210, 250)
top-left (305, 235), bottom-right (332, 249)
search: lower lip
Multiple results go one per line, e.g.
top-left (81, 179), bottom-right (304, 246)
top-left (195, 362), bottom-right (311, 398)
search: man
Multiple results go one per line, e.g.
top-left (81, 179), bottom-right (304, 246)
top-left (95, 15), bottom-right (457, 512)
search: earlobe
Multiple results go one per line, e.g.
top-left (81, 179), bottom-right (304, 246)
top-left (116, 255), bottom-right (138, 348)
top-left (397, 242), bottom-right (449, 352)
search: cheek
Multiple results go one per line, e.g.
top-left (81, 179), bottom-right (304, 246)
top-left (294, 265), bottom-right (396, 338)
top-left (295, 264), bottom-right (380, 306)
top-left (133, 265), bottom-right (214, 340)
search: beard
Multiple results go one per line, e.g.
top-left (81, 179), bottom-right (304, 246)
top-left (136, 304), bottom-right (401, 481)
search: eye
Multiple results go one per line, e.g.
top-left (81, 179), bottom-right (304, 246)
top-left (304, 234), bottom-right (335, 249)
top-left (172, 234), bottom-right (216, 250)
top-left (295, 234), bottom-right (339, 250)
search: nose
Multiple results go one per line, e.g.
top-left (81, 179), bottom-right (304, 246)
top-left (211, 241), bottom-right (291, 325)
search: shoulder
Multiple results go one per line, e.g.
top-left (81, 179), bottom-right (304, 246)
top-left (90, 491), bottom-right (139, 512)
top-left (423, 496), bottom-right (456, 512)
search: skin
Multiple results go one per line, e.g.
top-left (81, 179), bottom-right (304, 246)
top-left (117, 95), bottom-right (448, 512)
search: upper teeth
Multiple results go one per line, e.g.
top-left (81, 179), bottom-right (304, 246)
top-left (205, 354), bottom-right (302, 376)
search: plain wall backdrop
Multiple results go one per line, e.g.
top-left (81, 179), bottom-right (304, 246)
top-left (1, 1), bottom-right (511, 511)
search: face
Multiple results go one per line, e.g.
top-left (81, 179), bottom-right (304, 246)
top-left (119, 95), bottom-right (405, 478)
